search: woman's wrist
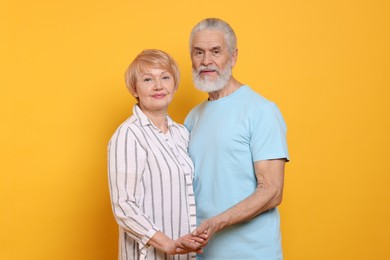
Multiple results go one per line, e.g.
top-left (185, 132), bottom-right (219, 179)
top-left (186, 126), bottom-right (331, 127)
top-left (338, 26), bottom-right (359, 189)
top-left (148, 231), bottom-right (177, 255)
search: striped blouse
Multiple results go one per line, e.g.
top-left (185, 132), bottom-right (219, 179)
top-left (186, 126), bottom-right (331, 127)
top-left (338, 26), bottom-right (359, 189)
top-left (108, 104), bottom-right (197, 260)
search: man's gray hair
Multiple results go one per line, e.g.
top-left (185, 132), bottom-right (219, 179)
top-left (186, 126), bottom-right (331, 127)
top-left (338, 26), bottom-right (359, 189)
top-left (189, 18), bottom-right (237, 54)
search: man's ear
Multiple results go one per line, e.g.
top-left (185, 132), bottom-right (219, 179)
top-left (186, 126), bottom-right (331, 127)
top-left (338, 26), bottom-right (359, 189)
top-left (230, 48), bottom-right (238, 67)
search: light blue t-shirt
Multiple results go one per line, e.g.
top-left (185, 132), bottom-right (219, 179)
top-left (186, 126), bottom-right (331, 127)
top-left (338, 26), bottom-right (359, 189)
top-left (185, 86), bottom-right (289, 259)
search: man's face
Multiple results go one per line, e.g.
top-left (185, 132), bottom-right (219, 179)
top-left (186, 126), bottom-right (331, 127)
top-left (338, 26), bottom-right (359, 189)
top-left (191, 29), bottom-right (236, 92)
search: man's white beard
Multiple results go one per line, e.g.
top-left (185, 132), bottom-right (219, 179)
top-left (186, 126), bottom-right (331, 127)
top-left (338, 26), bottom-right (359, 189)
top-left (192, 63), bottom-right (232, 93)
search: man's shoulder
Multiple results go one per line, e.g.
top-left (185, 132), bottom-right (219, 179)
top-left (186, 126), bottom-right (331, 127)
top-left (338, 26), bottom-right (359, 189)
top-left (240, 86), bottom-right (276, 108)
top-left (185, 100), bottom-right (207, 118)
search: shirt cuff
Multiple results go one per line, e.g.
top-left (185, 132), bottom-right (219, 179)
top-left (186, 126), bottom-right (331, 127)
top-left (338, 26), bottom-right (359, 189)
top-left (139, 227), bottom-right (159, 249)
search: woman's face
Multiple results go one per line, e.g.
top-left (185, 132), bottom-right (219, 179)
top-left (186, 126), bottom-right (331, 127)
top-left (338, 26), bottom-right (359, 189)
top-left (134, 67), bottom-right (176, 114)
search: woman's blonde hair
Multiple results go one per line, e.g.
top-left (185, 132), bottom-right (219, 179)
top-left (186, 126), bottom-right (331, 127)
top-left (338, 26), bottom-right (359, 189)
top-left (124, 49), bottom-right (180, 99)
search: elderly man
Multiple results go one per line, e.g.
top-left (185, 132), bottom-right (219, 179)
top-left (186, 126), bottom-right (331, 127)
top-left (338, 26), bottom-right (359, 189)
top-left (183, 18), bottom-right (290, 259)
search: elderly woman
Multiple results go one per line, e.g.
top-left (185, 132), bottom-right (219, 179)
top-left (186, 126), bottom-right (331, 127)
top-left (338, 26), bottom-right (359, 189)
top-left (108, 49), bottom-right (205, 259)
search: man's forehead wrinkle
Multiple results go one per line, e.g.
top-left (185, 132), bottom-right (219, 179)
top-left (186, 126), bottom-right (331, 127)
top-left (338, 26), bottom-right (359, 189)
top-left (193, 31), bottom-right (225, 47)
top-left (193, 45), bottom-right (222, 51)
top-left (193, 39), bottom-right (224, 51)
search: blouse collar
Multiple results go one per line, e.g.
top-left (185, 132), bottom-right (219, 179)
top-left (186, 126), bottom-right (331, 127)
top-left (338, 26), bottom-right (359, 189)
top-left (133, 104), bottom-right (173, 129)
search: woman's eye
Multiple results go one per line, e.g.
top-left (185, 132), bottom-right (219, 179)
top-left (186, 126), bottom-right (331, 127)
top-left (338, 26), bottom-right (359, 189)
top-left (143, 78), bottom-right (152, 82)
top-left (162, 76), bottom-right (170, 80)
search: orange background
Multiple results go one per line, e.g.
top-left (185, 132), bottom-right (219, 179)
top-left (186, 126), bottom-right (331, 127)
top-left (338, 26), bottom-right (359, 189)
top-left (1, 0), bottom-right (389, 259)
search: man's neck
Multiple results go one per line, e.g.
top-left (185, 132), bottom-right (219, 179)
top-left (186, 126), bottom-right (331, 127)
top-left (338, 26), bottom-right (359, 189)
top-left (208, 77), bottom-right (243, 101)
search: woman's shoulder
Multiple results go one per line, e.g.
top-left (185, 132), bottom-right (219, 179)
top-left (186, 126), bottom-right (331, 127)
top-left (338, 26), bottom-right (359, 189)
top-left (170, 120), bottom-right (190, 141)
top-left (109, 115), bottom-right (140, 140)
top-left (171, 120), bottom-right (189, 132)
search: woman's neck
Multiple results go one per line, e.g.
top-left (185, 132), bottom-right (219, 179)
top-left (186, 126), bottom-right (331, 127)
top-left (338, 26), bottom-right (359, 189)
top-left (141, 108), bottom-right (168, 133)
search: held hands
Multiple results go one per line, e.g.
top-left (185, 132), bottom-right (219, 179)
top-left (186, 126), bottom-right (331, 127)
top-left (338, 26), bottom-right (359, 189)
top-left (148, 231), bottom-right (207, 255)
top-left (174, 233), bottom-right (208, 254)
top-left (161, 217), bottom-right (222, 254)
top-left (177, 217), bottom-right (222, 254)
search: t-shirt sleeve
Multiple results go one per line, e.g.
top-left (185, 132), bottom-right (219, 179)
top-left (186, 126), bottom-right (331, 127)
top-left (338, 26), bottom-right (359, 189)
top-left (250, 102), bottom-right (289, 162)
top-left (184, 109), bottom-right (194, 132)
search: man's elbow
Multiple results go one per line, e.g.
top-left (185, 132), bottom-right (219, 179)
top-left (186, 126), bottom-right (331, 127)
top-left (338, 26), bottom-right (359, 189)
top-left (274, 194), bottom-right (283, 207)
top-left (272, 188), bottom-right (284, 208)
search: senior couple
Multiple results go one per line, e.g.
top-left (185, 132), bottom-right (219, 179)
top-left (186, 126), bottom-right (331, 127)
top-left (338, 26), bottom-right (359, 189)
top-left (108, 18), bottom-right (289, 260)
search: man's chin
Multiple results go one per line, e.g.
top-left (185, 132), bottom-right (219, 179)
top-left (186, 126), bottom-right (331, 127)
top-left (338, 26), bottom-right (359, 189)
top-left (194, 82), bottom-right (225, 93)
top-left (194, 85), bottom-right (210, 93)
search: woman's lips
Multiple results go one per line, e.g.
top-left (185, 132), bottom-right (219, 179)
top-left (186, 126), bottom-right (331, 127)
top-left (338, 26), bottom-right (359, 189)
top-left (152, 93), bottom-right (166, 99)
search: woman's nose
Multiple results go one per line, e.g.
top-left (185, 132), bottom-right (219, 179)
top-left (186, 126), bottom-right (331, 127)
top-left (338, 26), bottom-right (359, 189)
top-left (153, 79), bottom-right (163, 90)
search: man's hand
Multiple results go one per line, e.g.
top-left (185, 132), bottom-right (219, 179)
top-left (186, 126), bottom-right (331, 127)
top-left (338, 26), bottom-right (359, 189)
top-left (191, 217), bottom-right (222, 240)
top-left (178, 217), bottom-right (225, 253)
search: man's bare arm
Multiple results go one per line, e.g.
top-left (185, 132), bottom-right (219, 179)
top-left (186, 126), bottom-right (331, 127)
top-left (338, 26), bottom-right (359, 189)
top-left (191, 159), bottom-right (286, 239)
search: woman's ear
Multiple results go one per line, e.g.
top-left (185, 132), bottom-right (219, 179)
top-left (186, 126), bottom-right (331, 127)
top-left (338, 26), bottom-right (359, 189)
top-left (132, 86), bottom-right (138, 97)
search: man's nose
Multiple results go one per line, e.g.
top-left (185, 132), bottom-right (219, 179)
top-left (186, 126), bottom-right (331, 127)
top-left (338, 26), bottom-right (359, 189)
top-left (201, 52), bottom-right (212, 65)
